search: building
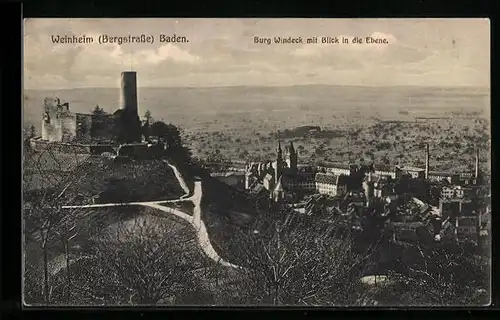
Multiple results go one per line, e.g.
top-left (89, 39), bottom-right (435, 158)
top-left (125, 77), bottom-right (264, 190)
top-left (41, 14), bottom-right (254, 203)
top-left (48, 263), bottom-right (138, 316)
top-left (458, 172), bottom-right (478, 186)
top-left (314, 173), bottom-right (348, 197)
top-left (373, 164), bottom-right (396, 179)
top-left (455, 216), bottom-right (479, 241)
top-left (244, 139), bottom-right (482, 204)
top-left (439, 198), bottom-right (474, 218)
top-left (438, 184), bottom-right (478, 218)
top-left (427, 171), bottom-right (456, 183)
top-left (41, 97), bottom-right (115, 142)
top-left (209, 172), bottom-right (246, 188)
top-left (40, 71), bottom-right (142, 144)
top-left (441, 185), bottom-right (476, 200)
top-left (395, 165), bottom-right (426, 179)
top-left (272, 176), bottom-right (286, 202)
top-left (282, 173), bottom-right (316, 192)
top-left (316, 161), bottom-right (354, 176)
top-left (373, 175), bottom-right (396, 198)
top-left (263, 173), bottom-right (275, 190)
top-left (245, 139), bottom-right (350, 202)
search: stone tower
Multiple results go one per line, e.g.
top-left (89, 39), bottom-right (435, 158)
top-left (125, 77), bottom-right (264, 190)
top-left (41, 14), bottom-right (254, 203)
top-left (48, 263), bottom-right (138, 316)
top-left (116, 71), bottom-right (142, 143)
top-left (119, 71), bottom-right (138, 116)
top-left (41, 97), bottom-right (76, 142)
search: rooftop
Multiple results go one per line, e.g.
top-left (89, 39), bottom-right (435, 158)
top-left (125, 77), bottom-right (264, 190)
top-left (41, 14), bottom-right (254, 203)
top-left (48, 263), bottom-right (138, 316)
top-left (316, 161), bottom-right (352, 170)
top-left (397, 165), bottom-right (425, 172)
top-left (459, 172), bottom-right (475, 177)
top-left (210, 172), bottom-right (246, 177)
top-left (315, 173), bottom-right (339, 185)
top-left (428, 171), bottom-right (455, 177)
top-left (250, 182), bottom-right (265, 194)
top-left (315, 173), bottom-right (349, 185)
top-left (283, 172), bottom-right (315, 183)
top-left (373, 164), bottom-right (393, 172)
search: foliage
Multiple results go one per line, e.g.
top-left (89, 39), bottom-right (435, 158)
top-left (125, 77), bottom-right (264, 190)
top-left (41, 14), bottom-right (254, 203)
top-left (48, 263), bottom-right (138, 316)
top-left (207, 205), bottom-right (376, 305)
top-left (92, 105), bottom-right (106, 115)
top-left (23, 146), bottom-right (98, 304)
top-left (144, 110), bottom-right (152, 122)
top-left (47, 215), bottom-right (213, 305)
top-left (375, 245), bottom-right (490, 306)
top-left (89, 105), bottom-right (114, 141)
top-left (146, 120), bottom-right (193, 166)
top-left (93, 160), bottom-right (184, 203)
top-left (150, 121), bottom-right (183, 148)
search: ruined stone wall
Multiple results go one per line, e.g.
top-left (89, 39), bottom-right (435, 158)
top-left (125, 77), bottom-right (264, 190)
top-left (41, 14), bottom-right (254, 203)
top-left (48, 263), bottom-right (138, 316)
top-left (41, 97), bottom-right (77, 142)
top-left (41, 97), bottom-right (117, 143)
top-left (60, 113), bottom-right (77, 142)
top-left (76, 113), bottom-right (93, 141)
top-left (31, 140), bottom-right (91, 154)
top-left (90, 114), bottom-right (116, 140)
top-left (42, 114), bottom-right (63, 141)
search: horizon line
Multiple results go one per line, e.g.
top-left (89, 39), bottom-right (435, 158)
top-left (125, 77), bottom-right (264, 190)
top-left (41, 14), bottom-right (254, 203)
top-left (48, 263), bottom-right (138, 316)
top-left (24, 83), bottom-right (491, 91)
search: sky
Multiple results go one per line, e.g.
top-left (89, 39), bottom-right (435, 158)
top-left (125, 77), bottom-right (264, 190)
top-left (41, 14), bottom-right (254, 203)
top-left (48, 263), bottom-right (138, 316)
top-left (24, 18), bottom-right (490, 89)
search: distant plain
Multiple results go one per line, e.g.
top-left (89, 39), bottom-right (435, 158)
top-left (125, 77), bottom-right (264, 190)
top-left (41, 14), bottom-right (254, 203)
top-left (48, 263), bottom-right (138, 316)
top-left (24, 85), bottom-right (490, 172)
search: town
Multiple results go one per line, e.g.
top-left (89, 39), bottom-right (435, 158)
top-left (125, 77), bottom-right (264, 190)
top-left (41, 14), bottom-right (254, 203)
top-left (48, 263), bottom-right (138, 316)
top-left (208, 138), bottom-right (490, 247)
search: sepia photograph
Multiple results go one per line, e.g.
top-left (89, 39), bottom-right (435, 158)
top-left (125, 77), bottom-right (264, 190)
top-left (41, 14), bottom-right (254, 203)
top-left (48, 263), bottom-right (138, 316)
top-left (22, 18), bottom-right (490, 307)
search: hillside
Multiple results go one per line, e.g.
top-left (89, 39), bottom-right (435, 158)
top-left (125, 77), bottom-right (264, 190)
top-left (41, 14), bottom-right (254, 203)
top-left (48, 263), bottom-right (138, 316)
top-left (23, 152), bottom-right (185, 204)
top-left (198, 175), bottom-right (264, 264)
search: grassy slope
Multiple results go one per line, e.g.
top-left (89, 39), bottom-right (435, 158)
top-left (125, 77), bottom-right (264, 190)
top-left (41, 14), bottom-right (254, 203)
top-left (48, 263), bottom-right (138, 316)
top-left (198, 176), bottom-right (261, 264)
top-left (24, 153), bottom-right (186, 271)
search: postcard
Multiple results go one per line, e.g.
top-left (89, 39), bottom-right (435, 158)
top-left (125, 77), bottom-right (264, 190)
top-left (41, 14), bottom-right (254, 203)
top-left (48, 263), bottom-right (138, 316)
top-left (23, 18), bottom-right (491, 307)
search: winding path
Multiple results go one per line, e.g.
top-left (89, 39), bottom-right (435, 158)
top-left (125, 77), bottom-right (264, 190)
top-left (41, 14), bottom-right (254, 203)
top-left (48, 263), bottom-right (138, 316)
top-left (163, 160), bottom-right (190, 199)
top-left (60, 161), bottom-right (240, 272)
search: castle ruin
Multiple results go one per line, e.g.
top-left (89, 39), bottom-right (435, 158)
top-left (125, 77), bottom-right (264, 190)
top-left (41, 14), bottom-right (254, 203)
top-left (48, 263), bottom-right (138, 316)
top-left (41, 71), bottom-right (142, 144)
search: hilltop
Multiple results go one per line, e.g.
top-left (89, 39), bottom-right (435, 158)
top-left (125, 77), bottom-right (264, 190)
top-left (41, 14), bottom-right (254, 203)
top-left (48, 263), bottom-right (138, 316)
top-left (23, 151), bottom-right (185, 204)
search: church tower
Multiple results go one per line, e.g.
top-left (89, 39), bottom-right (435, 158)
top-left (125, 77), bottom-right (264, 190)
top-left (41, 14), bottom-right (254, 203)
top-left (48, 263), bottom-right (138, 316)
top-left (275, 138), bottom-right (283, 184)
top-left (286, 141), bottom-right (298, 173)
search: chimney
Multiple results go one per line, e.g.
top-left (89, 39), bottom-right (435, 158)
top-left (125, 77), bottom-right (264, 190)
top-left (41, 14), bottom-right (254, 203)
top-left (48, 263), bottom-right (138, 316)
top-left (475, 148), bottom-right (479, 179)
top-left (119, 71), bottom-right (138, 116)
top-left (425, 143), bottom-right (430, 180)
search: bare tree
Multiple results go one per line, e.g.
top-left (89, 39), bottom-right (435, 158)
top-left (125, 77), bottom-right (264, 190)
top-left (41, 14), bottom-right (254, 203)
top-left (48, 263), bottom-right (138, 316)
top-left (23, 145), bottom-right (98, 304)
top-left (208, 206), bottom-right (378, 306)
top-left (379, 244), bottom-right (490, 306)
top-left (66, 214), bottom-right (214, 305)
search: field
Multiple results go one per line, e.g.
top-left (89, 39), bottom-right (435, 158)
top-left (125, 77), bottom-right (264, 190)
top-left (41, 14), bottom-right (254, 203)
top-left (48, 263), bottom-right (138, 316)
top-left (24, 85), bottom-right (490, 174)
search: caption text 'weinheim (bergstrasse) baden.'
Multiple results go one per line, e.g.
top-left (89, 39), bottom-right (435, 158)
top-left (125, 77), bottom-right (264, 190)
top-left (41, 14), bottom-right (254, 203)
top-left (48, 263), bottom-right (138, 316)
top-left (50, 34), bottom-right (190, 45)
